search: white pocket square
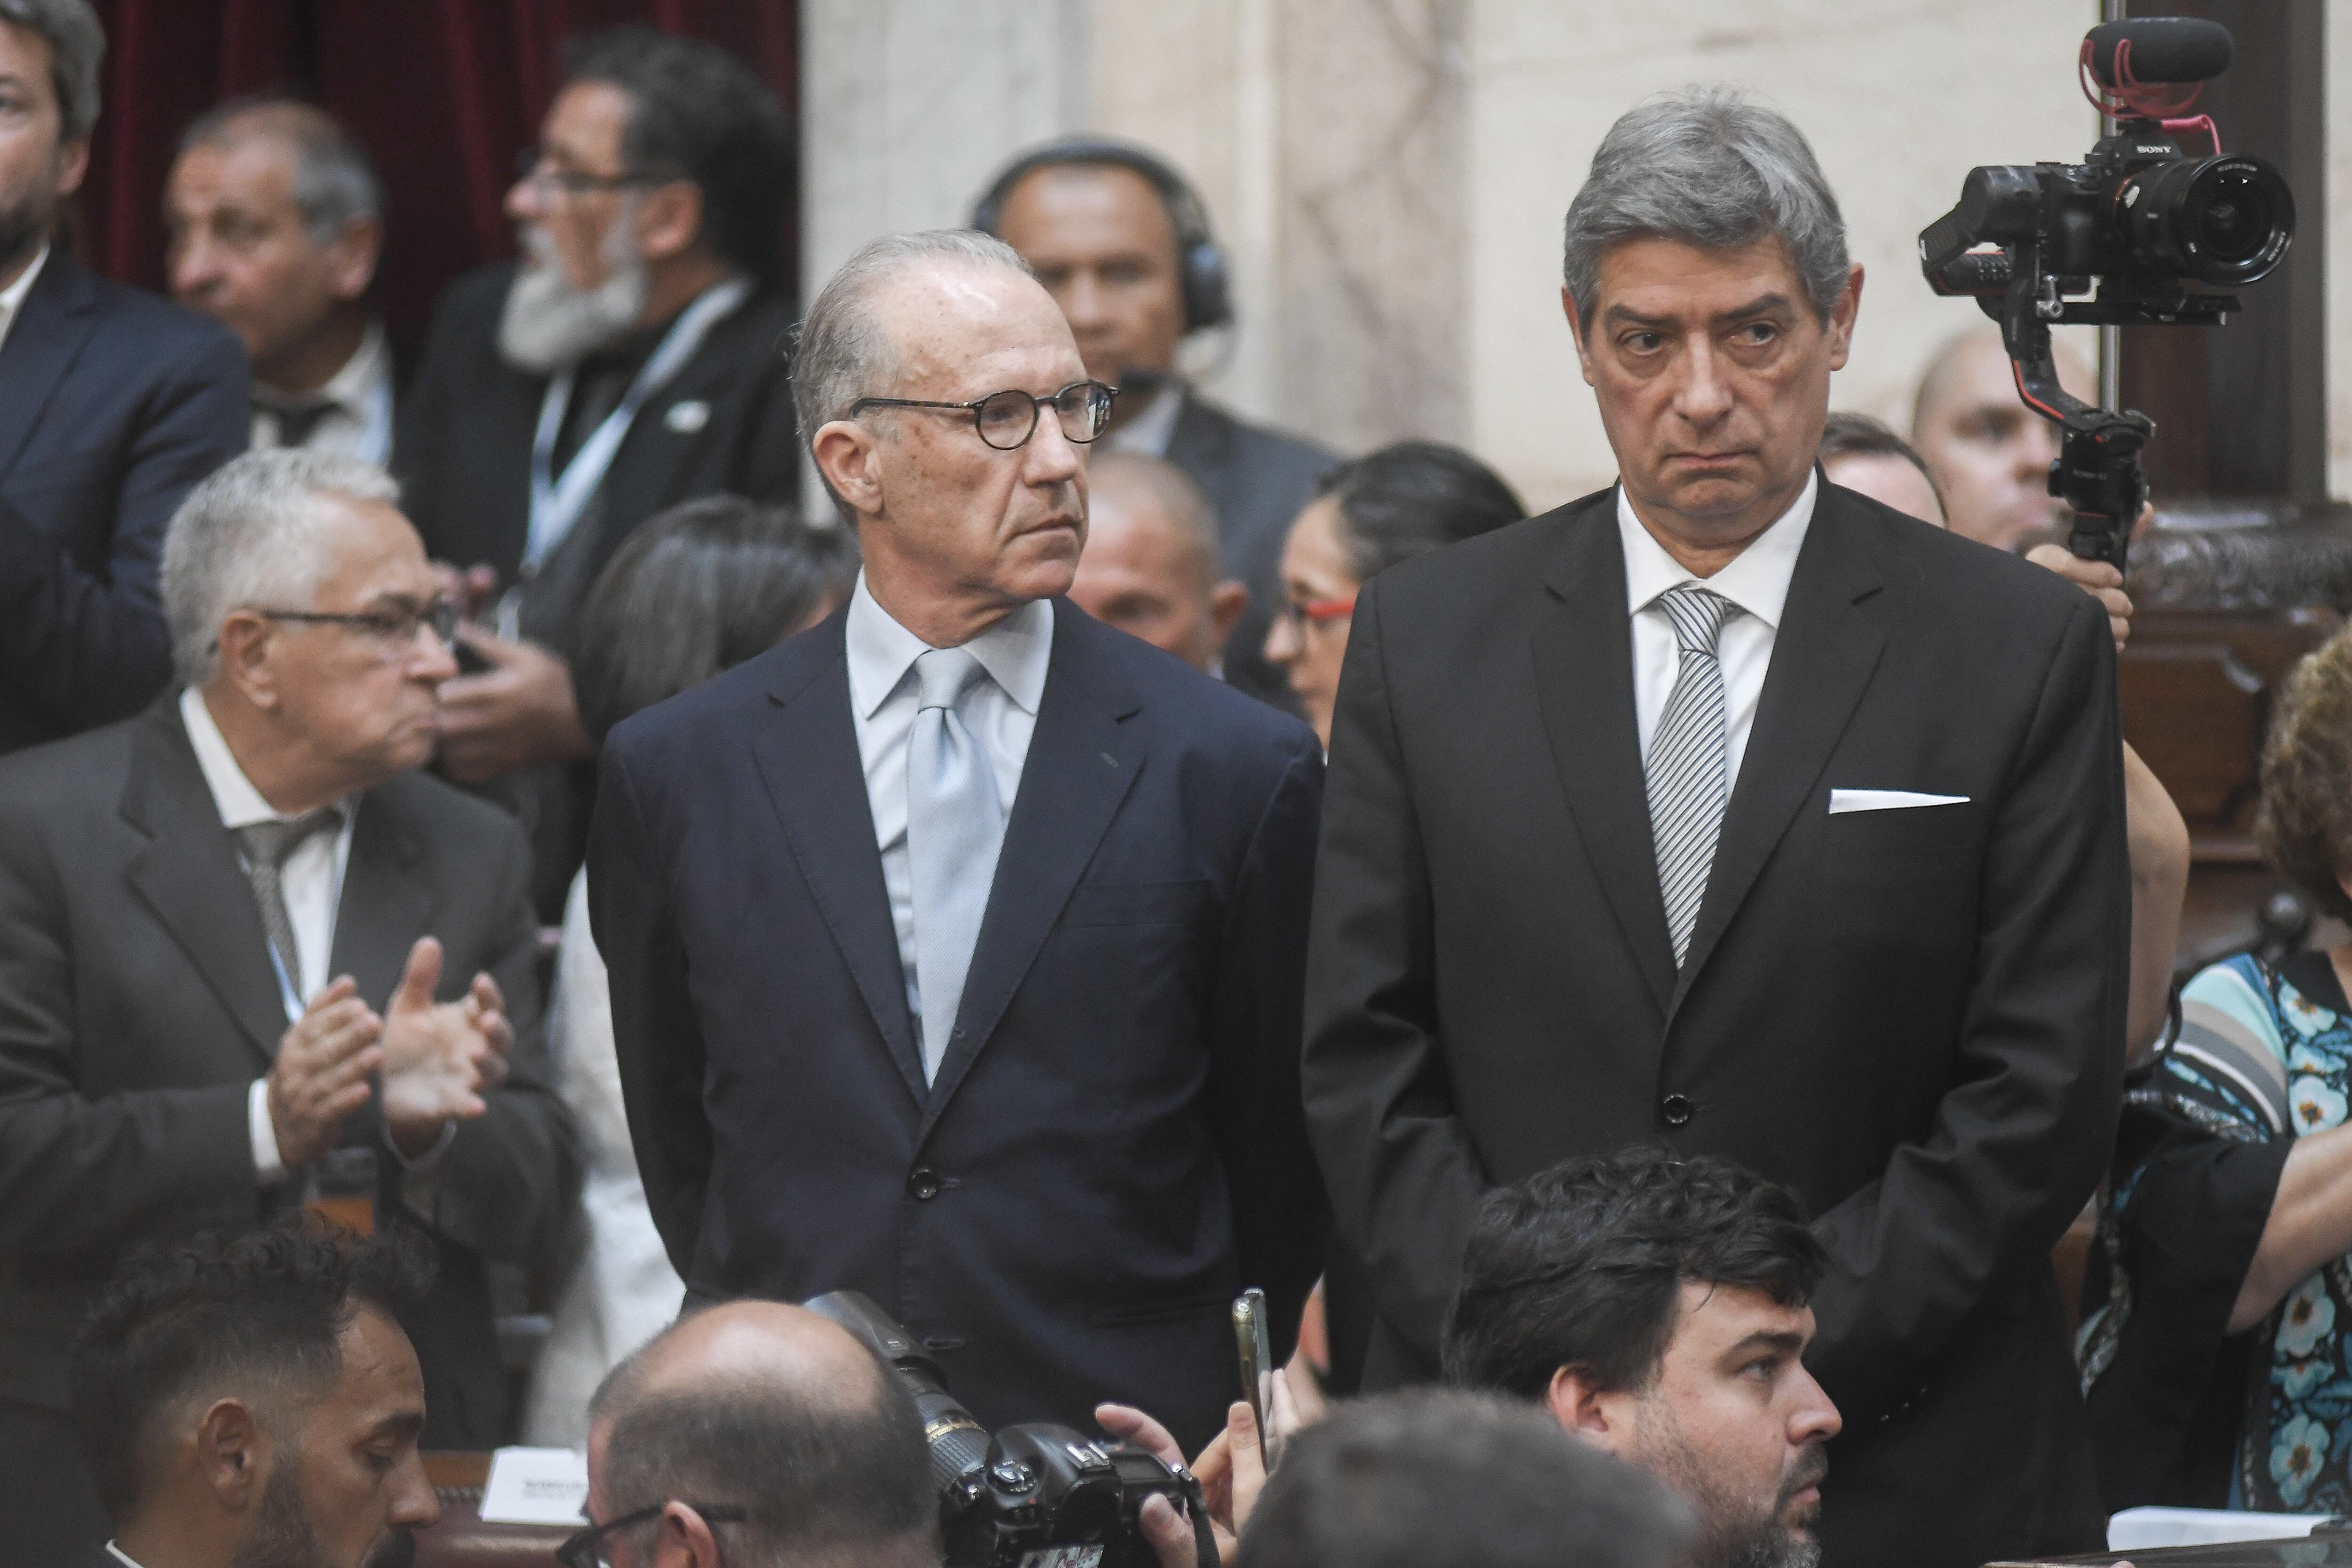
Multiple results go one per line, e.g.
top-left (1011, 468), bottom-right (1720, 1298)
top-left (1828, 789), bottom-right (1969, 815)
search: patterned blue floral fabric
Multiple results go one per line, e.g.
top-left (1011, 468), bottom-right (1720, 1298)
top-left (2166, 953), bottom-right (2352, 1511)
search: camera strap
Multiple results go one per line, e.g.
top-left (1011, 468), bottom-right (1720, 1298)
top-left (1179, 1472), bottom-right (1219, 1568)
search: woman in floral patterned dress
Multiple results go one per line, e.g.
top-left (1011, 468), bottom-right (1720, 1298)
top-left (2154, 624), bottom-right (2352, 1512)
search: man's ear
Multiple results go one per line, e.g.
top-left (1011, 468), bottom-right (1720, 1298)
top-left (811, 419), bottom-right (885, 523)
top-left (195, 1397), bottom-right (267, 1510)
top-left (1208, 580), bottom-right (1249, 643)
top-left (1824, 262), bottom-right (1865, 372)
top-left (636, 180), bottom-right (707, 266)
top-left (327, 214), bottom-right (385, 303)
top-left (651, 1501), bottom-right (725, 1568)
top-left (55, 137), bottom-right (90, 200)
top-left (214, 613), bottom-right (283, 712)
top-left (1546, 1365), bottom-right (1618, 1444)
top-left (1560, 287), bottom-right (1597, 387)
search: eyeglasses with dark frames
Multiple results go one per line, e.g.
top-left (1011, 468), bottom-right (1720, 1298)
top-left (556, 1503), bottom-right (749, 1568)
top-left (848, 380), bottom-right (1118, 452)
top-left (513, 146), bottom-right (685, 197)
top-left (252, 598), bottom-right (462, 651)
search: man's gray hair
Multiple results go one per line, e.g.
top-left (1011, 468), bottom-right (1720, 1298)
top-left (0, 0), bottom-right (104, 142)
top-left (789, 229), bottom-right (1032, 519)
top-left (161, 449), bottom-right (400, 689)
top-left (1562, 86), bottom-right (1848, 333)
top-left (178, 98), bottom-right (384, 244)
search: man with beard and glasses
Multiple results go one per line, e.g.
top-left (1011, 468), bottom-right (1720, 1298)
top-left (394, 27), bottom-right (797, 919)
top-left (0, 0), bottom-right (249, 756)
top-left (976, 141), bottom-right (1334, 715)
top-left (1444, 1149), bottom-right (1839, 1568)
top-left (67, 1223), bottom-right (441, 1568)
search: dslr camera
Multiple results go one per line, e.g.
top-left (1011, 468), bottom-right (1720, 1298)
top-left (807, 1292), bottom-right (1214, 1568)
top-left (1917, 17), bottom-right (2295, 566)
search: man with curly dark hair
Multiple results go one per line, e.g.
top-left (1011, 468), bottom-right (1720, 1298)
top-left (67, 1222), bottom-right (440, 1568)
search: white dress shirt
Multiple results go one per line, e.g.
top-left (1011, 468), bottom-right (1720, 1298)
top-left (106, 1543), bottom-right (145, 1568)
top-left (1103, 379), bottom-right (1185, 458)
top-left (180, 687), bottom-right (356, 1185)
top-left (250, 318), bottom-right (394, 466)
top-left (0, 242), bottom-right (49, 358)
top-left (844, 573), bottom-right (1053, 1033)
top-left (1619, 471), bottom-right (1817, 795)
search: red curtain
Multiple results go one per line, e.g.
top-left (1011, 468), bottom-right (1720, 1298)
top-left (78, 0), bottom-right (797, 361)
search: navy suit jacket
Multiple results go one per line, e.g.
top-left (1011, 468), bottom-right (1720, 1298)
top-left (590, 598), bottom-right (1330, 1452)
top-left (0, 250), bottom-right (248, 754)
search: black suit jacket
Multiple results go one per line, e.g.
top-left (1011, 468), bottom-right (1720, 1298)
top-left (1163, 393), bottom-right (1335, 714)
top-left (0, 697), bottom-right (579, 1447)
top-left (0, 250), bottom-right (247, 755)
top-left (1301, 482), bottom-right (2129, 1568)
top-left (394, 262), bottom-right (800, 625)
top-left (393, 263), bottom-right (801, 917)
top-left (590, 600), bottom-right (1330, 1454)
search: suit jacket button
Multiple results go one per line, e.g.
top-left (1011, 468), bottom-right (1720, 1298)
top-left (1660, 1094), bottom-right (1694, 1128)
top-left (908, 1167), bottom-right (943, 1201)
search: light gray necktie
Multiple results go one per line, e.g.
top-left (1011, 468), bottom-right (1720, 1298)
top-left (906, 648), bottom-right (1006, 1083)
top-left (235, 809), bottom-right (341, 1012)
top-left (1645, 587), bottom-right (1740, 967)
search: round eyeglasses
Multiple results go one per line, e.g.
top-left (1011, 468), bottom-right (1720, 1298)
top-left (849, 380), bottom-right (1118, 452)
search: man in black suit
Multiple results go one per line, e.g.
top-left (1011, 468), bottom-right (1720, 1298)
top-left (592, 229), bottom-right (1328, 1454)
top-left (0, 450), bottom-right (576, 1562)
top-left (980, 141), bottom-right (1333, 712)
top-left (168, 98), bottom-right (394, 468)
top-left (396, 27), bottom-right (796, 916)
top-left (0, 0), bottom-right (248, 756)
top-left (1301, 88), bottom-right (2126, 1568)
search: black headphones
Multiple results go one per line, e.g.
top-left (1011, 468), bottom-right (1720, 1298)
top-left (970, 138), bottom-right (1234, 334)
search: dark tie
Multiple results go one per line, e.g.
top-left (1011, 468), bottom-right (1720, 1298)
top-left (235, 810), bottom-right (341, 1008)
top-left (259, 399), bottom-right (337, 450)
top-left (1645, 587), bottom-right (1740, 966)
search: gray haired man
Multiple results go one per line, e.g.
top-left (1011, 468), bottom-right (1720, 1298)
top-left (1301, 87), bottom-right (2126, 1567)
top-left (167, 98), bottom-right (394, 465)
top-left (0, 450), bottom-right (577, 1562)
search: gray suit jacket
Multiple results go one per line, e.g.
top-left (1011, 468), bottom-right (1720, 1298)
top-left (0, 696), bottom-right (578, 1445)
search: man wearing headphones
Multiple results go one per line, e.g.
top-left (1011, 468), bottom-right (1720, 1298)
top-left (977, 142), bottom-right (1334, 714)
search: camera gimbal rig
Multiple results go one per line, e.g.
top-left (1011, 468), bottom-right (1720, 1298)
top-left (1918, 18), bottom-right (2293, 569)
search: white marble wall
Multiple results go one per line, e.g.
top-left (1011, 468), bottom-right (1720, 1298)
top-left (803, 1), bottom-right (2343, 512)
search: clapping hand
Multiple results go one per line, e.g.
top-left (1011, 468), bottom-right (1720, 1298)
top-left (379, 936), bottom-right (511, 1156)
top-left (266, 977), bottom-right (384, 1169)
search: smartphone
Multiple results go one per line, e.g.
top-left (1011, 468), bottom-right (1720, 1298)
top-left (1232, 1288), bottom-right (1279, 1469)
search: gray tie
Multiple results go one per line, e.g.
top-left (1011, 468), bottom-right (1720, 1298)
top-left (235, 809), bottom-right (341, 1010)
top-left (906, 649), bottom-right (1006, 1083)
top-left (1645, 587), bottom-right (1740, 967)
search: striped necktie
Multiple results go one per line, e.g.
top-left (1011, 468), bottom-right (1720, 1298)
top-left (1645, 586), bottom-right (1740, 967)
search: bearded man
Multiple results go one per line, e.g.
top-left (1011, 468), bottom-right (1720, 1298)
top-left (393, 26), bottom-right (799, 918)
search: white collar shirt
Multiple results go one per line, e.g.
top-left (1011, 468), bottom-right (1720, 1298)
top-left (182, 687), bottom-right (360, 1186)
top-left (1102, 379), bottom-right (1185, 458)
top-left (251, 318), bottom-right (393, 466)
top-left (1618, 470), bottom-right (1816, 795)
top-left (107, 1544), bottom-right (146, 1568)
top-left (844, 572), bottom-right (1054, 1033)
top-left (0, 242), bottom-right (50, 358)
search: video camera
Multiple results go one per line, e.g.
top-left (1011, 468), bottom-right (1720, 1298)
top-left (806, 1292), bottom-right (1216, 1568)
top-left (1917, 16), bottom-right (2295, 568)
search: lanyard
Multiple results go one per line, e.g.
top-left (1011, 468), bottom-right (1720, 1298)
top-left (254, 823), bottom-right (351, 1024)
top-left (523, 276), bottom-right (752, 577)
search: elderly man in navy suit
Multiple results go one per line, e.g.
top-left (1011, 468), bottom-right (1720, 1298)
top-left (590, 228), bottom-right (1327, 1453)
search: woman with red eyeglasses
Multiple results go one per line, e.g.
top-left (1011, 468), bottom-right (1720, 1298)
top-left (1264, 441), bottom-right (1526, 752)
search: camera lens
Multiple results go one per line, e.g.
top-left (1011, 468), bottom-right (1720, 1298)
top-left (2117, 153), bottom-right (2294, 286)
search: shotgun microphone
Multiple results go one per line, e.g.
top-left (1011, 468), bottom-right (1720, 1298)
top-left (2085, 17), bottom-right (2232, 89)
